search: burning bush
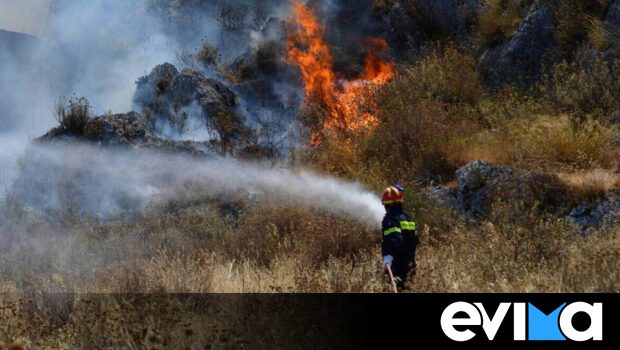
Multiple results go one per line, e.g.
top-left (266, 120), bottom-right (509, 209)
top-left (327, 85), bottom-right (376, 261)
top-left (286, 0), bottom-right (395, 145)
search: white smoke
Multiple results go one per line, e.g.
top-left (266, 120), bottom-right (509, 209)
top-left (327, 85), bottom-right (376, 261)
top-left (13, 142), bottom-right (384, 225)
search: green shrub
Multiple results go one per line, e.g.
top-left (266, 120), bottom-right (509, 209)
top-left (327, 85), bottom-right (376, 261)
top-left (357, 47), bottom-right (483, 181)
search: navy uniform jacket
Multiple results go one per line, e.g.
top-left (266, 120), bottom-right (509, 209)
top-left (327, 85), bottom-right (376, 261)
top-left (381, 205), bottom-right (418, 257)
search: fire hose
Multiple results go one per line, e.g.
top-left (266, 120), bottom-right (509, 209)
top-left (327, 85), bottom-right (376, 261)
top-left (385, 264), bottom-right (398, 294)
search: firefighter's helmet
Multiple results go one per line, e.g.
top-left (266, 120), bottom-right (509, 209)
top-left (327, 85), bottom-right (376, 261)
top-left (381, 185), bottom-right (404, 205)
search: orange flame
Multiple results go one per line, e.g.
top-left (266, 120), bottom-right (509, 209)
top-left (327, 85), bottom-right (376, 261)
top-left (286, 0), bottom-right (394, 145)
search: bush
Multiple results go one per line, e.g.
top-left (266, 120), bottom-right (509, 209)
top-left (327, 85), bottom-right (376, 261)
top-left (54, 97), bottom-right (91, 135)
top-left (357, 47), bottom-right (483, 181)
top-left (514, 115), bottom-right (618, 169)
top-left (541, 52), bottom-right (620, 120)
top-left (406, 45), bottom-right (484, 105)
top-left (196, 41), bottom-right (219, 66)
top-left (551, 0), bottom-right (612, 54)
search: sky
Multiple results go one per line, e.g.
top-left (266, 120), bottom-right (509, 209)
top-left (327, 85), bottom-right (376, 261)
top-left (0, 0), bottom-right (50, 36)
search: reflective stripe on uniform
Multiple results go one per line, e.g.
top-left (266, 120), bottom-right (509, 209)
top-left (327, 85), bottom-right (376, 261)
top-left (383, 226), bottom-right (402, 236)
top-left (400, 221), bottom-right (416, 231)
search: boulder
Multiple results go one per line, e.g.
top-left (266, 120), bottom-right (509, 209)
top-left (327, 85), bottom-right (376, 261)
top-left (133, 63), bottom-right (249, 142)
top-left (428, 160), bottom-right (570, 220)
top-left (569, 189), bottom-right (620, 234)
top-left (451, 160), bottom-right (513, 219)
top-left (479, 1), bottom-right (558, 88)
top-left (606, 0), bottom-right (620, 27)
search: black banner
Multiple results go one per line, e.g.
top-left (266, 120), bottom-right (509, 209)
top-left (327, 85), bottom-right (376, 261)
top-left (1, 293), bottom-right (617, 348)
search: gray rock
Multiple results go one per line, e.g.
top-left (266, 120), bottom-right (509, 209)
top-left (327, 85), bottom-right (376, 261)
top-left (569, 190), bottom-right (620, 234)
top-left (38, 111), bottom-right (216, 156)
top-left (453, 160), bottom-right (514, 219)
top-left (606, 0), bottom-right (620, 27)
top-left (133, 63), bottom-right (248, 141)
top-left (382, 1), bottom-right (478, 51)
top-left (429, 160), bottom-right (570, 220)
top-left (479, 1), bottom-right (558, 88)
top-left (427, 186), bottom-right (458, 208)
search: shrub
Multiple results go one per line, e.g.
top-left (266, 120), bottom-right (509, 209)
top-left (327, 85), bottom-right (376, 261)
top-left (445, 112), bottom-right (619, 172)
top-left (196, 41), bottom-right (219, 66)
top-left (514, 115), bottom-right (618, 169)
top-left (363, 96), bottom-right (458, 181)
top-left (54, 97), bottom-right (91, 135)
top-left (406, 45), bottom-right (484, 105)
top-left (551, 0), bottom-right (612, 55)
top-left (358, 47), bottom-right (483, 181)
top-left (541, 52), bottom-right (620, 120)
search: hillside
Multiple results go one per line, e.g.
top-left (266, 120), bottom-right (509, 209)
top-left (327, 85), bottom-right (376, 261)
top-left (0, 0), bottom-right (619, 347)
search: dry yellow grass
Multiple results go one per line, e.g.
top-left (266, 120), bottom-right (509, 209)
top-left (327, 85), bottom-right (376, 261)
top-left (558, 169), bottom-right (620, 201)
top-left (1, 194), bottom-right (619, 347)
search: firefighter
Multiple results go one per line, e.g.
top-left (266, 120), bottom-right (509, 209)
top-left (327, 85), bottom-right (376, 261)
top-left (381, 185), bottom-right (419, 291)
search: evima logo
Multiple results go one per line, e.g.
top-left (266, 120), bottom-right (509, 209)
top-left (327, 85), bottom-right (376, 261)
top-left (441, 302), bottom-right (603, 342)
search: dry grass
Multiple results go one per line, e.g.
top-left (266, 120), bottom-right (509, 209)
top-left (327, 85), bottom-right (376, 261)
top-left (558, 169), bottom-right (620, 201)
top-left (541, 51), bottom-right (620, 120)
top-left (1, 194), bottom-right (617, 295)
top-left (514, 115), bottom-right (619, 169)
top-left (446, 115), bottom-right (619, 171)
top-left (2, 197), bottom-right (619, 346)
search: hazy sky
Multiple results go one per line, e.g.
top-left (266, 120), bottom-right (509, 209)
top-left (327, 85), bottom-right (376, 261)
top-left (0, 0), bottom-right (50, 36)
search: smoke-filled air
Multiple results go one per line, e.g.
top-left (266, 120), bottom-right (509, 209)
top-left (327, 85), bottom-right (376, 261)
top-left (0, 0), bottom-right (619, 342)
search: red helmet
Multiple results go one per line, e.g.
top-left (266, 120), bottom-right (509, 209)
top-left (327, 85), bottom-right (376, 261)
top-left (381, 185), bottom-right (404, 205)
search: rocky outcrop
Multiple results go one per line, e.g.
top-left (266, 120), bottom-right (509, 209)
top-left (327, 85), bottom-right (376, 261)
top-left (607, 0), bottom-right (620, 27)
top-left (381, 0), bottom-right (478, 51)
top-left (569, 190), bottom-right (620, 234)
top-left (38, 111), bottom-right (216, 156)
top-left (134, 63), bottom-right (250, 142)
top-left (479, 1), bottom-right (559, 88)
top-left (428, 160), bottom-right (620, 232)
top-left (428, 160), bottom-right (570, 220)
